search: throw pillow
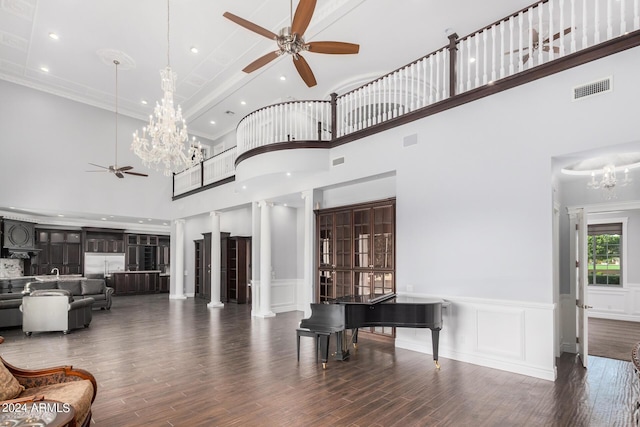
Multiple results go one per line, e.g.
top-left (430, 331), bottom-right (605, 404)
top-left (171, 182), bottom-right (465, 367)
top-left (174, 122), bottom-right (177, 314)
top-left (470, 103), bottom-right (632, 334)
top-left (0, 362), bottom-right (24, 400)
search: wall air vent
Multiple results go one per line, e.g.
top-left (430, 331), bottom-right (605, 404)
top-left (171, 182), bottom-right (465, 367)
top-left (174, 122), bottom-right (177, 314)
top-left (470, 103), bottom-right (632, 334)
top-left (572, 76), bottom-right (612, 101)
top-left (332, 157), bottom-right (345, 167)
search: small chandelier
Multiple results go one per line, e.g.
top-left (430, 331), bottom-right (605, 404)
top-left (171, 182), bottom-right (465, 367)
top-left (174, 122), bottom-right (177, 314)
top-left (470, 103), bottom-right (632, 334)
top-left (131, 0), bottom-right (203, 176)
top-left (587, 164), bottom-right (631, 191)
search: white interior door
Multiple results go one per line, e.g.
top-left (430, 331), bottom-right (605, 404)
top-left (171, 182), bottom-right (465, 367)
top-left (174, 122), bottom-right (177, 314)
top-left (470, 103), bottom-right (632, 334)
top-left (575, 208), bottom-right (590, 368)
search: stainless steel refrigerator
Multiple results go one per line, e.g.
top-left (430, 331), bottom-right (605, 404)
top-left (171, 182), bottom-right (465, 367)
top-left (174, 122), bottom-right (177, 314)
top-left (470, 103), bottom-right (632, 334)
top-left (84, 253), bottom-right (125, 279)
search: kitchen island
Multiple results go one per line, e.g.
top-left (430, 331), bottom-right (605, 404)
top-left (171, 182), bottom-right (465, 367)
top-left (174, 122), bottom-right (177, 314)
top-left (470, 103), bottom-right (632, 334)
top-left (111, 271), bottom-right (168, 295)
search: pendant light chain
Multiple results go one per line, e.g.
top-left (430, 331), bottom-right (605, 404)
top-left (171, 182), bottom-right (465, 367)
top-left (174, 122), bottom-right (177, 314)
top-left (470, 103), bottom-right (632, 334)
top-left (114, 59), bottom-right (119, 167)
top-left (167, 0), bottom-right (171, 68)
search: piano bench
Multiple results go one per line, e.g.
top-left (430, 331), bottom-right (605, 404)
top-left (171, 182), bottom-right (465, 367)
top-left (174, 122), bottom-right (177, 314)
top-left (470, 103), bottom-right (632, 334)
top-left (296, 328), bottom-right (320, 362)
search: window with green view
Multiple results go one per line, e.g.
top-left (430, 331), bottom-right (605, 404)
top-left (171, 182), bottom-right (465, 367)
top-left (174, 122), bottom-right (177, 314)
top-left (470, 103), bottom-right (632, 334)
top-left (587, 223), bottom-right (622, 286)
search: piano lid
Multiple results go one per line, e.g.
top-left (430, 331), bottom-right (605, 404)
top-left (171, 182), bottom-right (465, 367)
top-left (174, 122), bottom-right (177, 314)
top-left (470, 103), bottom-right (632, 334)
top-left (335, 293), bottom-right (396, 305)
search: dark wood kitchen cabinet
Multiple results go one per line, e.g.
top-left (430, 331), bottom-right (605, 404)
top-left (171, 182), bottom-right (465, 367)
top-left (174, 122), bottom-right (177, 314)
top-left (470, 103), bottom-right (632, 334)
top-left (125, 234), bottom-right (161, 271)
top-left (32, 229), bottom-right (82, 275)
top-left (83, 228), bottom-right (125, 253)
top-left (112, 271), bottom-right (159, 294)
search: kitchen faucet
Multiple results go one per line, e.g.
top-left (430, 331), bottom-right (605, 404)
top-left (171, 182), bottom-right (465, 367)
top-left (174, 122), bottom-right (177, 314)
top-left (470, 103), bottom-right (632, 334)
top-left (51, 268), bottom-right (59, 277)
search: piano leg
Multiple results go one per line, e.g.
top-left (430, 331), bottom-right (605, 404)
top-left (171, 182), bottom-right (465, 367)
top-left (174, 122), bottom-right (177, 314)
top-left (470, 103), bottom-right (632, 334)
top-left (431, 328), bottom-right (441, 369)
top-left (317, 332), bottom-right (332, 369)
top-left (352, 328), bottom-right (359, 349)
top-left (334, 331), bottom-right (350, 361)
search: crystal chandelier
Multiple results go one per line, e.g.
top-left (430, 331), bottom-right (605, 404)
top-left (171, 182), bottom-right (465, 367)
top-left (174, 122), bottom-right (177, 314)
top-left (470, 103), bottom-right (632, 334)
top-left (587, 164), bottom-right (631, 191)
top-left (131, 0), bottom-right (203, 176)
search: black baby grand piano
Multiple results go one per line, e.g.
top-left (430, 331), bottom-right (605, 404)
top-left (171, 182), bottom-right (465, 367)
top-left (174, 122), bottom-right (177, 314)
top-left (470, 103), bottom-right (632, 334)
top-left (299, 293), bottom-right (445, 369)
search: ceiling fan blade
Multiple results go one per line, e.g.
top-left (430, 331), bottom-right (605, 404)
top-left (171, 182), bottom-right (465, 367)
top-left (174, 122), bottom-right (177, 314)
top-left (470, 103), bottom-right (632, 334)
top-left (117, 166), bottom-right (133, 172)
top-left (123, 171), bottom-right (149, 177)
top-left (86, 170), bottom-right (109, 173)
top-left (544, 27), bottom-right (572, 43)
top-left (115, 172), bottom-right (124, 179)
top-left (242, 51), bottom-right (280, 73)
top-left (291, 0), bottom-right (316, 36)
top-left (293, 54), bottom-right (317, 87)
top-left (307, 41), bottom-right (360, 55)
top-left (88, 163), bottom-right (109, 170)
top-left (223, 12), bottom-right (278, 40)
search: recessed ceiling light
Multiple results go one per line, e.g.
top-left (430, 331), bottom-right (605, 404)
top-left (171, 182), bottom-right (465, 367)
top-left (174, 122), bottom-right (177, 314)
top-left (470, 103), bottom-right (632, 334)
top-left (139, 220), bottom-right (144, 223)
top-left (101, 217), bottom-right (107, 221)
top-left (240, 101), bottom-right (246, 105)
top-left (469, 57), bottom-right (476, 63)
top-left (163, 222), bottom-right (168, 226)
top-left (40, 66), bottom-right (49, 73)
top-left (141, 99), bottom-right (148, 105)
top-left (190, 46), bottom-right (199, 54)
top-left (242, 185), bottom-right (247, 190)
top-left (210, 120), bottom-right (216, 125)
top-left (147, 219), bottom-right (152, 221)
top-left (286, 172), bottom-right (291, 177)
top-left (9, 207), bottom-right (16, 210)
top-left (57, 214), bottom-right (64, 217)
top-left (283, 203), bottom-right (288, 207)
top-left (280, 75), bottom-right (286, 81)
top-left (48, 32), bottom-right (59, 40)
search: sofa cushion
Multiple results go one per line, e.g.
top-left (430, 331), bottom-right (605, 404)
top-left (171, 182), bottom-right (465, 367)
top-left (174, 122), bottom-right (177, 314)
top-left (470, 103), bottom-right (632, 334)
top-left (0, 362), bottom-right (25, 400)
top-left (81, 279), bottom-right (105, 296)
top-left (20, 379), bottom-right (93, 425)
top-left (57, 281), bottom-right (83, 296)
top-left (25, 281), bottom-right (59, 293)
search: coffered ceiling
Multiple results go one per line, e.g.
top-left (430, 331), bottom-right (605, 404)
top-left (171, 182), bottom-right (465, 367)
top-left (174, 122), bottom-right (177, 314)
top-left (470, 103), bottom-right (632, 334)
top-left (0, 0), bottom-right (535, 142)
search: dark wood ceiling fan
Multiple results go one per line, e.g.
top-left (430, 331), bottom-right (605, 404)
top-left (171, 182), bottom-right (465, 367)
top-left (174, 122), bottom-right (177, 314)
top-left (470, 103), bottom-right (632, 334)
top-left (223, 0), bottom-right (359, 87)
top-left (506, 27), bottom-right (572, 64)
top-left (87, 60), bottom-right (148, 179)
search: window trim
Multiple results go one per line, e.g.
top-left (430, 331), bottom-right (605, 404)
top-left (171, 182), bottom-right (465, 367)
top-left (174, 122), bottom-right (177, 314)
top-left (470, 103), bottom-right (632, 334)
top-left (587, 217), bottom-right (628, 288)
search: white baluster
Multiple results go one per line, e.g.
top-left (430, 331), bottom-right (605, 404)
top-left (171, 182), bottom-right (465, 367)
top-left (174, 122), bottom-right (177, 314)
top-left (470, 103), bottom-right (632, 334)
top-left (429, 55), bottom-right (434, 104)
top-left (482, 29), bottom-right (488, 85)
top-left (620, 0), bottom-right (627, 35)
top-left (538, 5), bottom-right (544, 65)
top-left (411, 64), bottom-right (416, 111)
top-left (474, 35), bottom-right (480, 88)
top-left (570, 0), bottom-right (577, 53)
top-left (559, 0), bottom-right (566, 57)
top-left (458, 40), bottom-right (465, 93)
top-left (518, 12), bottom-right (524, 72)
top-left (594, 0), bottom-right (601, 44)
top-left (548, 0), bottom-right (555, 62)
top-left (394, 72), bottom-right (399, 118)
top-left (466, 38), bottom-right (471, 90)
top-left (435, 51), bottom-right (441, 101)
top-left (528, 8), bottom-right (534, 69)
top-left (508, 16), bottom-right (515, 76)
top-left (421, 58), bottom-right (427, 108)
top-left (491, 24), bottom-right (497, 81)
top-left (499, 21), bottom-right (505, 78)
top-left (607, 0), bottom-right (613, 39)
top-left (582, 0), bottom-right (589, 49)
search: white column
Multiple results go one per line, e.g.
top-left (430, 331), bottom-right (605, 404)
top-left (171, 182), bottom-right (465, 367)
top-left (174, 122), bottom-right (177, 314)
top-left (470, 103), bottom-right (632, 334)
top-left (301, 191), bottom-right (315, 317)
top-left (208, 211), bottom-right (224, 308)
top-left (257, 200), bottom-right (275, 318)
top-left (251, 201), bottom-right (261, 317)
top-left (170, 219), bottom-right (187, 300)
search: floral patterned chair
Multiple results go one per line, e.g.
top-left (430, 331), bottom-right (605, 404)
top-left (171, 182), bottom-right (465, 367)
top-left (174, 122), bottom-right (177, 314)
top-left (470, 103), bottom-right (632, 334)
top-left (0, 336), bottom-right (97, 427)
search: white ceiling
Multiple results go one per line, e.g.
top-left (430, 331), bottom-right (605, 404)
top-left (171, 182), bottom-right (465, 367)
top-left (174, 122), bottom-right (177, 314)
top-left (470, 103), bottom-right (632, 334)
top-left (0, 0), bottom-right (536, 143)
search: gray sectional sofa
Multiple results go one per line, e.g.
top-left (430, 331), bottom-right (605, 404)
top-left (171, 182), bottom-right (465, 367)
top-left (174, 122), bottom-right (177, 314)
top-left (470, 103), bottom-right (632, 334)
top-left (0, 278), bottom-right (113, 329)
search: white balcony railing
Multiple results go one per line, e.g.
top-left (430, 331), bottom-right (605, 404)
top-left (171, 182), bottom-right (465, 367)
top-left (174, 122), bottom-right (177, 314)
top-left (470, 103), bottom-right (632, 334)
top-left (174, 0), bottom-right (640, 198)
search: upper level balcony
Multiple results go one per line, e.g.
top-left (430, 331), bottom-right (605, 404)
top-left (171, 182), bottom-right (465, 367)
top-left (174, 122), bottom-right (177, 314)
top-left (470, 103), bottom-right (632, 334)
top-left (174, 0), bottom-right (640, 199)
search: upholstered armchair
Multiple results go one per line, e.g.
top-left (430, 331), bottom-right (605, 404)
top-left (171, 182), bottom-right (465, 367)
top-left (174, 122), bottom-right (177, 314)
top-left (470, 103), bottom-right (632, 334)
top-left (0, 336), bottom-right (97, 427)
top-left (20, 289), bottom-right (94, 335)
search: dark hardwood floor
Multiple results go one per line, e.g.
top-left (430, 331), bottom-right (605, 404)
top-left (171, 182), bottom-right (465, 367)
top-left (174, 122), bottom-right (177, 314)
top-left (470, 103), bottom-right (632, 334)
top-left (0, 295), bottom-right (637, 426)
top-left (589, 317), bottom-right (640, 361)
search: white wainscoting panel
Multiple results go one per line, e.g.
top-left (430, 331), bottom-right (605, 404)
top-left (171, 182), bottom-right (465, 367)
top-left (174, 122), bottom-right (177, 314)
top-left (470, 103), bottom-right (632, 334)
top-left (476, 309), bottom-right (525, 359)
top-left (394, 293), bottom-right (556, 381)
top-left (271, 279), bottom-right (298, 313)
top-left (588, 283), bottom-right (640, 321)
top-left (560, 293), bottom-right (577, 354)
